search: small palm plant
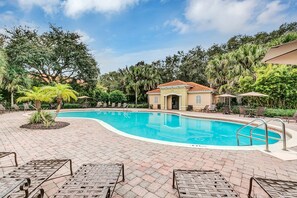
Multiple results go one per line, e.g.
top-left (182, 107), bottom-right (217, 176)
top-left (17, 87), bottom-right (55, 127)
top-left (17, 87), bottom-right (53, 112)
top-left (43, 83), bottom-right (78, 117)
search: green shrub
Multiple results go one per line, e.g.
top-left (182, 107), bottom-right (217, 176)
top-left (109, 90), bottom-right (126, 103)
top-left (100, 92), bottom-right (109, 103)
top-left (264, 108), bottom-right (296, 117)
top-left (63, 103), bottom-right (81, 109)
top-left (29, 111), bottom-right (55, 127)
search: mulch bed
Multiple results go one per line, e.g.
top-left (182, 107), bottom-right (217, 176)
top-left (20, 121), bottom-right (70, 130)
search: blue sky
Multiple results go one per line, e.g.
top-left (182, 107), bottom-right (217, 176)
top-left (0, 0), bottom-right (296, 73)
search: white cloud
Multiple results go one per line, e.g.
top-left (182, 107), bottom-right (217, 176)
top-left (63, 0), bottom-right (140, 18)
top-left (185, 0), bottom-right (258, 33)
top-left (17, 0), bottom-right (60, 14)
top-left (95, 46), bottom-right (191, 73)
top-left (165, 18), bottom-right (189, 34)
top-left (257, 1), bottom-right (288, 24)
top-left (75, 29), bottom-right (95, 44)
top-left (169, 0), bottom-right (291, 34)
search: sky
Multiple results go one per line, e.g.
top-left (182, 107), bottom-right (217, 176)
top-left (0, 0), bottom-right (296, 73)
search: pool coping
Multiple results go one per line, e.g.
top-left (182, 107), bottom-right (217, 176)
top-left (56, 108), bottom-right (297, 153)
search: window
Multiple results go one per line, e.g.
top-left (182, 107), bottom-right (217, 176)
top-left (154, 96), bottom-right (158, 104)
top-left (196, 95), bottom-right (201, 104)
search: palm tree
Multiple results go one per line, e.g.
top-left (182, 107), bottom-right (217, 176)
top-left (0, 49), bottom-right (7, 84)
top-left (43, 83), bottom-right (78, 116)
top-left (124, 65), bottom-right (143, 106)
top-left (3, 69), bottom-right (31, 107)
top-left (142, 65), bottom-right (161, 91)
top-left (17, 87), bottom-right (53, 112)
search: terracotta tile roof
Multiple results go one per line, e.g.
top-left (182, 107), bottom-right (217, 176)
top-left (158, 80), bottom-right (189, 87)
top-left (186, 82), bottom-right (213, 92)
top-left (146, 88), bottom-right (160, 94)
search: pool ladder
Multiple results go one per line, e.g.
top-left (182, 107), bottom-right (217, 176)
top-left (236, 118), bottom-right (287, 152)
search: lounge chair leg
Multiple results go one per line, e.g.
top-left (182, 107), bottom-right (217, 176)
top-left (106, 187), bottom-right (111, 198)
top-left (69, 159), bottom-right (73, 175)
top-left (121, 164), bottom-right (125, 182)
top-left (172, 170), bottom-right (176, 189)
top-left (12, 152), bottom-right (18, 166)
top-left (248, 177), bottom-right (255, 198)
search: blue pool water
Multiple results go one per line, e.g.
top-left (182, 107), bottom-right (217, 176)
top-left (58, 111), bottom-right (280, 146)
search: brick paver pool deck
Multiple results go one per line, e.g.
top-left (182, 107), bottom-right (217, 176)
top-left (1, 110), bottom-right (297, 197)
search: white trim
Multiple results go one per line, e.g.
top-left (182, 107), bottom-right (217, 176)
top-left (188, 90), bottom-right (213, 93)
top-left (163, 93), bottom-right (183, 97)
top-left (57, 109), bottom-right (297, 155)
top-left (147, 93), bottom-right (160, 95)
top-left (158, 85), bottom-right (190, 89)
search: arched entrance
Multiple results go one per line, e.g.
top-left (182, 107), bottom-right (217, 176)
top-left (171, 95), bottom-right (179, 110)
top-left (164, 94), bottom-right (182, 110)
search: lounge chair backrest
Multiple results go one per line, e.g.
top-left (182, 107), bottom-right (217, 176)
top-left (23, 103), bottom-right (30, 110)
top-left (103, 103), bottom-right (107, 107)
top-left (0, 104), bottom-right (5, 111)
top-left (96, 102), bottom-right (102, 107)
top-left (256, 107), bottom-right (265, 116)
top-left (223, 106), bottom-right (230, 114)
top-left (117, 103), bottom-right (121, 108)
top-left (13, 104), bottom-right (19, 110)
top-left (204, 105), bottom-right (209, 110)
top-left (209, 104), bottom-right (216, 111)
top-left (111, 103), bottom-right (115, 107)
top-left (123, 103), bottom-right (127, 108)
top-left (239, 106), bottom-right (246, 114)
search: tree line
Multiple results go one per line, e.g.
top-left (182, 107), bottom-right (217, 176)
top-left (100, 23), bottom-right (297, 108)
top-left (0, 23), bottom-right (297, 108)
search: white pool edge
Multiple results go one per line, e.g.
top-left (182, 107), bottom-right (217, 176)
top-left (56, 109), bottom-right (297, 152)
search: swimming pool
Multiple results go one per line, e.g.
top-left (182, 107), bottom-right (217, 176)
top-left (58, 111), bottom-right (280, 147)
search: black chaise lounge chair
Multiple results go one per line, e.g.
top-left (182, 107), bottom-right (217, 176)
top-left (0, 152), bottom-right (18, 167)
top-left (53, 163), bottom-right (124, 198)
top-left (248, 177), bottom-right (297, 198)
top-left (173, 169), bottom-right (239, 198)
top-left (0, 159), bottom-right (73, 198)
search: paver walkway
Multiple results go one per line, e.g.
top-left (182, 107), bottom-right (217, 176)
top-left (1, 111), bottom-right (297, 197)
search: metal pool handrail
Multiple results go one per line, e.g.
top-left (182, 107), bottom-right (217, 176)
top-left (266, 118), bottom-right (287, 151)
top-left (236, 118), bottom-right (269, 151)
top-left (249, 118), bottom-right (287, 151)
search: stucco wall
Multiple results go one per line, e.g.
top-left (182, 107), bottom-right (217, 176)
top-left (148, 94), bottom-right (160, 109)
top-left (160, 87), bottom-right (188, 110)
top-left (188, 92), bottom-right (213, 110)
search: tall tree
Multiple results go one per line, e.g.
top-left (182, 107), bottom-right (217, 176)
top-left (0, 49), bottom-right (7, 84)
top-left (178, 46), bottom-right (208, 84)
top-left (3, 25), bottom-right (99, 87)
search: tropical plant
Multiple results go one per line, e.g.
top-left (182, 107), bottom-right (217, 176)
top-left (43, 83), bottom-right (78, 116)
top-left (109, 90), bottom-right (126, 103)
top-left (2, 68), bottom-right (31, 107)
top-left (0, 49), bottom-right (7, 84)
top-left (29, 111), bottom-right (55, 127)
top-left (124, 65), bottom-right (143, 105)
top-left (17, 87), bottom-right (53, 112)
top-left (100, 92), bottom-right (109, 103)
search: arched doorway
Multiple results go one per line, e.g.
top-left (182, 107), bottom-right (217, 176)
top-left (171, 95), bottom-right (179, 110)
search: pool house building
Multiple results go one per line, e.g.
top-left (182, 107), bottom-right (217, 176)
top-left (147, 80), bottom-right (215, 111)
